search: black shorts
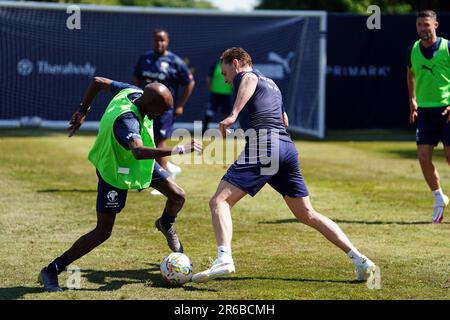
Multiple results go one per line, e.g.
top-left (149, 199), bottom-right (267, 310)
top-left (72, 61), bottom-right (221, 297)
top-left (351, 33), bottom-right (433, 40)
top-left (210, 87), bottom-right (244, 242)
top-left (222, 139), bottom-right (309, 198)
top-left (96, 163), bottom-right (170, 214)
top-left (416, 106), bottom-right (450, 146)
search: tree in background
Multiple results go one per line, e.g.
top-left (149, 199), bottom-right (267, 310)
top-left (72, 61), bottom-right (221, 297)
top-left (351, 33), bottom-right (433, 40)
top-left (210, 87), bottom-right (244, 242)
top-left (257, 0), bottom-right (450, 14)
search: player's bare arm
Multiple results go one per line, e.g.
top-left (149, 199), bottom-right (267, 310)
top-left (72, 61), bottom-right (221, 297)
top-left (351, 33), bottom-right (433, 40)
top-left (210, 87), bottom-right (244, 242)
top-left (129, 138), bottom-right (203, 160)
top-left (282, 112), bottom-right (289, 128)
top-left (174, 80), bottom-right (195, 118)
top-left (441, 106), bottom-right (450, 121)
top-left (407, 67), bottom-right (418, 124)
top-left (219, 72), bottom-right (258, 137)
top-left (68, 76), bottom-right (114, 137)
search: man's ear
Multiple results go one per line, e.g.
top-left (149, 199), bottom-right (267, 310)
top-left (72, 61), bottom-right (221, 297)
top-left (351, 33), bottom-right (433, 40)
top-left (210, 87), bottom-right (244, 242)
top-left (232, 59), bottom-right (240, 69)
top-left (435, 21), bottom-right (439, 29)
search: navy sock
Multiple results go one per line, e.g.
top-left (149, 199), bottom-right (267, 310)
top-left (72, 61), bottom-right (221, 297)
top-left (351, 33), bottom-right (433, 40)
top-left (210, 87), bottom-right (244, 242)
top-left (160, 209), bottom-right (176, 230)
top-left (46, 252), bottom-right (71, 275)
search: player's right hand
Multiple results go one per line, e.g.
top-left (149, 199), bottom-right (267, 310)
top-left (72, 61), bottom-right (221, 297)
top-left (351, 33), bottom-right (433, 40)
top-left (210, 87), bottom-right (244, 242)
top-left (409, 100), bottom-right (418, 124)
top-left (68, 111), bottom-right (86, 137)
top-left (219, 116), bottom-right (236, 138)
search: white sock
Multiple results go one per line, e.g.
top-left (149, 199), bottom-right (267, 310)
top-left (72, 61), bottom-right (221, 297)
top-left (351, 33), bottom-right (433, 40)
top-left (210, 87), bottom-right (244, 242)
top-left (432, 189), bottom-right (446, 205)
top-left (347, 248), bottom-right (366, 265)
top-left (217, 245), bottom-right (233, 264)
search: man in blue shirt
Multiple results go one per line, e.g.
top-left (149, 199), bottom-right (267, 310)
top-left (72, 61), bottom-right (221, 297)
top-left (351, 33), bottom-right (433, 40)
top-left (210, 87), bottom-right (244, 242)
top-left (134, 29), bottom-right (195, 182)
top-left (192, 48), bottom-right (376, 283)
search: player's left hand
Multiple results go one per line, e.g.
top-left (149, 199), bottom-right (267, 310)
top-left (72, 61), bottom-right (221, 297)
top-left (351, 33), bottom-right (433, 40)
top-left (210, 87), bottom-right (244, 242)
top-left (68, 111), bottom-right (86, 137)
top-left (174, 106), bottom-right (184, 118)
top-left (442, 106), bottom-right (450, 122)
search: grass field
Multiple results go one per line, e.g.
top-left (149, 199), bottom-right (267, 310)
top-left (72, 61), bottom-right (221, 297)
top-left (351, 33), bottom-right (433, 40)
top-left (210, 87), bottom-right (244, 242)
top-left (0, 130), bottom-right (449, 300)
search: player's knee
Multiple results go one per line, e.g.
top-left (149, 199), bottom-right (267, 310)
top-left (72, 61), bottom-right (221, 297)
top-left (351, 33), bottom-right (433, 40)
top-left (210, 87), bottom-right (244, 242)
top-left (95, 225), bottom-right (113, 242)
top-left (209, 197), bottom-right (217, 211)
top-left (418, 151), bottom-right (432, 165)
top-left (170, 187), bottom-right (186, 206)
top-left (209, 196), bottom-right (223, 212)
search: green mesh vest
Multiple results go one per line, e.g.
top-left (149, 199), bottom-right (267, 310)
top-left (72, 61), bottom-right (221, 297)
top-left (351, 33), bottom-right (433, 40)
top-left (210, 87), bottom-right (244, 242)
top-left (210, 62), bottom-right (233, 95)
top-left (411, 37), bottom-right (450, 107)
top-left (88, 88), bottom-right (155, 189)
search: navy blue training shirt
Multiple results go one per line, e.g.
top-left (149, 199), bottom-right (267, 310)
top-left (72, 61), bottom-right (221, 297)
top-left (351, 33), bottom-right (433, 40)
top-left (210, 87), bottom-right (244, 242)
top-left (110, 81), bottom-right (143, 150)
top-left (233, 70), bottom-right (290, 141)
top-left (134, 50), bottom-right (192, 102)
top-left (407, 37), bottom-right (450, 68)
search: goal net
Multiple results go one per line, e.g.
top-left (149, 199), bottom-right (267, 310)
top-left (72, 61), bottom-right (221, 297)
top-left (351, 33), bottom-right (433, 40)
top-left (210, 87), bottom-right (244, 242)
top-left (0, 2), bottom-right (326, 138)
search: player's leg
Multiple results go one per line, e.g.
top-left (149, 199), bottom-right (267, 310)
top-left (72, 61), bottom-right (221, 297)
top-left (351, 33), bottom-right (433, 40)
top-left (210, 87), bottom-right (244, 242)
top-left (417, 144), bottom-right (440, 191)
top-left (191, 180), bottom-right (246, 283)
top-left (39, 171), bottom-right (125, 292)
top-left (432, 119), bottom-right (450, 223)
top-left (39, 212), bottom-right (117, 292)
top-left (444, 146), bottom-right (450, 167)
top-left (209, 180), bottom-right (246, 249)
top-left (284, 196), bottom-right (376, 280)
top-left (270, 140), bottom-right (376, 280)
top-left (418, 144), bottom-right (448, 222)
top-left (192, 142), bottom-right (272, 283)
top-left (57, 212), bottom-right (117, 265)
top-left (151, 163), bottom-right (186, 252)
top-left (285, 196), bottom-right (352, 252)
top-left (417, 107), bottom-right (448, 222)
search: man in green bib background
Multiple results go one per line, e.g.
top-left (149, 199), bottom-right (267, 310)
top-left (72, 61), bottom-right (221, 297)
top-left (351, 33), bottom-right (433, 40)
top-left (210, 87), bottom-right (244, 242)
top-left (201, 60), bottom-right (234, 135)
top-left (407, 10), bottom-right (450, 223)
top-left (38, 76), bottom-right (202, 292)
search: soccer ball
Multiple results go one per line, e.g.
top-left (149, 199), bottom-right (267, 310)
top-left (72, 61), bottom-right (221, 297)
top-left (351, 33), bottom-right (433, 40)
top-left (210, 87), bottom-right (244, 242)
top-left (160, 252), bottom-right (193, 286)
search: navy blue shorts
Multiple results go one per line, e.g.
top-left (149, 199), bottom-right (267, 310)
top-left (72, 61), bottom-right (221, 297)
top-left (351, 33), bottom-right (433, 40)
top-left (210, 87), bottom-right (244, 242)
top-left (222, 139), bottom-right (309, 198)
top-left (96, 163), bottom-right (170, 214)
top-left (206, 93), bottom-right (232, 117)
top-left (417, 106), bottom-right (450, 146)
top-left (154, 108), bottom-right (174, 141)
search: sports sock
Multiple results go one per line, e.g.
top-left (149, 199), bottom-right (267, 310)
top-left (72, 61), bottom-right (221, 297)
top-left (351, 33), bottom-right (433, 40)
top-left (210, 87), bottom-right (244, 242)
top-left (217, 245), bottom-right (233, 264)
top-left (347, 248), bottom-right (366, 265)
top-left (160, 208), bottom-right (176, 230)
top-left (46, 252), bottom-right (71, 275)
top-left (432, 189), bottom-right (446, 205)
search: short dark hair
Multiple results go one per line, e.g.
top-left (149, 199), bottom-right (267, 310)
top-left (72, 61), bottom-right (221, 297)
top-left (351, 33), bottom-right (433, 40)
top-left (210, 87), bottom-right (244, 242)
top-left (152, 28), bottom-right (169, 37)
top-left (220, 47), bottom-right (253, 67)
top-left (417, 10), bottom-right (437, 20)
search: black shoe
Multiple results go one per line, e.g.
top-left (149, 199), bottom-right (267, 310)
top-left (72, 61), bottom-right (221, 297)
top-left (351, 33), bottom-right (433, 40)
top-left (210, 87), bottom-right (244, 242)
top-left (155, 218), bottom-right (184, 253)
top-left (38, 267), bottom-right (63, 292)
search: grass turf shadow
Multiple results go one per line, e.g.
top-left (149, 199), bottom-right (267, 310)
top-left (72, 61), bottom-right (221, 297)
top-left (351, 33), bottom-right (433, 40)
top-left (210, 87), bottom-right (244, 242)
top-left (214, 276), bottom-right (363, 285)
top-left (259, 218), bottom-right (449, 225)
top-left (80, 263), bottom-right (215, 292)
